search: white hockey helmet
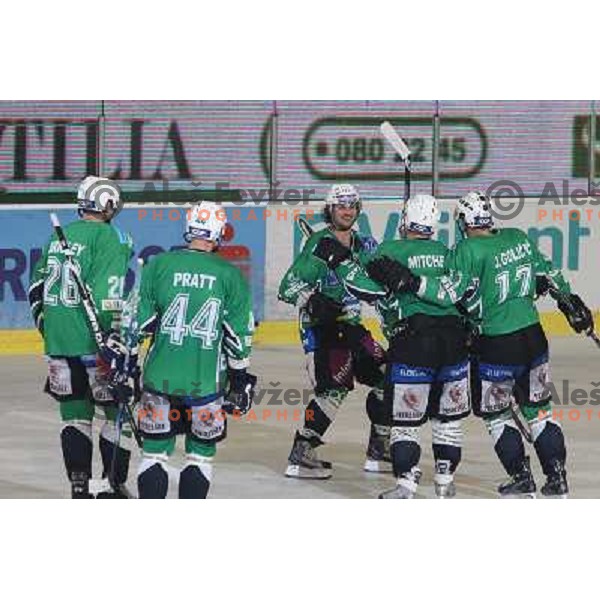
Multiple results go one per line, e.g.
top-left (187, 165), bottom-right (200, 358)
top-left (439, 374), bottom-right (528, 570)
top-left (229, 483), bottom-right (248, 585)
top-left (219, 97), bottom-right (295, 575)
top-left (455, 191), bottom-right (494, 230)
top-left (402, 194), bottom-right (439, 236)
top-left (185, 201), bottom-right (227, 244)
top-left (324, 183), bottom-right (361, 223)
top-left (77, 176), bottom-right (122, 215)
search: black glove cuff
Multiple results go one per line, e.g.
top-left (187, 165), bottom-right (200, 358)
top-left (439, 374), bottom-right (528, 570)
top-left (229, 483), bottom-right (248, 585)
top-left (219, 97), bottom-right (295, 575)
top-left (228, 368), bottom-right (247, 391)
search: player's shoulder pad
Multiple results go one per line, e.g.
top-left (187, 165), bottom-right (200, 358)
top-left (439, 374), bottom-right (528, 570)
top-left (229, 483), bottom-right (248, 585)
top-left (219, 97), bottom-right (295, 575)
top-left (500, 226), bottom-right (526, 237)
top-left (210, 250), bottom-right (245, 274)
top-left (375, 239), bottom-right (396, 255)
top-left (426, 237), bottom-right (450, 251)
top-left (147, 249), bottom-right (170, 265)
top-left (452, 236), bottom-right (471, 254)
top-left (110, 224), bottom-right (134, 248)
top-left (312, 227), bottom-right (331, 241)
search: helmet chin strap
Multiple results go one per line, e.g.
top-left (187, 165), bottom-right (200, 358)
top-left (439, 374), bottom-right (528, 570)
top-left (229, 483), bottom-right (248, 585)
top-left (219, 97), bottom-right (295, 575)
top-left (456, 216), bottom-right (468, 240)
top-left (184, 232), bottom-right (220, 251)
top-left (79, 209), bottom-right (112, 223)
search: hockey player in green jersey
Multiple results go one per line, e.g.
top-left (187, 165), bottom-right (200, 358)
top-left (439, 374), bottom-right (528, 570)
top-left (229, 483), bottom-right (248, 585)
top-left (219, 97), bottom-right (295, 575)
top-left (132, 201), bottom-right (255, 499)
top-left (374, 191), bottom-right (594, 498)
top-left (323, 195), bottom-right (470, 498)
top-left (278, 184), bottom-right (390, 479)
top-left (29, 176), bottom-right (134, 498)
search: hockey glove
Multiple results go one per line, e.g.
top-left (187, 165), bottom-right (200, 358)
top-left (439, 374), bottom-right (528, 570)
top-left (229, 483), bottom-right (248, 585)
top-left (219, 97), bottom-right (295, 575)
top-left (313, 236), bottom-right (352, 269)
top-left (107, 378), bottom-right (135, 405)
top-left (305, 291), bottom-right (345, 323)
top-left (535, 275), bottom-right (552, 297)
top-left (223, 369), bottom-right (257, 415)
top-left (556, 293), bottom-right (594, 334)
top-left (366, 257), bottom-right (421, 295)
top-left (100, 331), bottom-right (134, 381)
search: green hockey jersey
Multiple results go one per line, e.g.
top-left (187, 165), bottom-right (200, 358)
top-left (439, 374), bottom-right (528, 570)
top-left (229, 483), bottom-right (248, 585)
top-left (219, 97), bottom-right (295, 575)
top-left (29, 219), bottom-right (134, 356)
top-left (315, 237), bottom-right (460, 339)
top-left (278, 227), bottom-right (380, 326)
top-left (417, 228), bottom-right (571, 336)
top-left (136, 248), bottom-right (254, 399)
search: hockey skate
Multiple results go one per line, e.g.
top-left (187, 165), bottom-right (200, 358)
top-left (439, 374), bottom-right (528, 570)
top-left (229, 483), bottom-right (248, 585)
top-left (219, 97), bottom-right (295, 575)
top-left (378, 467), bottom-right (422, 499)
top-left (285, 432), bottom-right (332, 479)
top-left (96, 483), bottom-right (134, 499)
top-left (434, 460), bottom-right (456, 498)
top-left (364, 424), bottom-right (392, 473)
top-left (541, 460), bottom-right (568, 499)
top-left (498, 457), bottom-right (537, 499)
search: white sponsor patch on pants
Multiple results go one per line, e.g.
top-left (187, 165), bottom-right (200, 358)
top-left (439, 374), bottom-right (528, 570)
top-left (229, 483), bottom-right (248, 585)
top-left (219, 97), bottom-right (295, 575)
top-left (88, 366), bottom-right (114, 404)
top-left (530, 361), bottom-right (551, 403)
top-left (480, 380), bottom-right (514, 414)
top-left (138, 392), bottom-right (171, 435)
top-left (191, 400), bottom-right (226, 441)
top-left (393, 383), bottom-right (429, 422)
top-left (439, 379), bottom-right (470, 417)
top-left (46, 357), bottom-right (73, 396)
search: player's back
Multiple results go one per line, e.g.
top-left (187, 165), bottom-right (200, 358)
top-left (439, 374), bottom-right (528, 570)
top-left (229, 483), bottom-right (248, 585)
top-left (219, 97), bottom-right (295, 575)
top-left (461, 227), bottom-right (539, 336)
top-left (41, 219), bottom-right (132, 356)
top-left (142, 249), bottom-right (246, 398)
top-left (379, 238), bottom-right (460, 322)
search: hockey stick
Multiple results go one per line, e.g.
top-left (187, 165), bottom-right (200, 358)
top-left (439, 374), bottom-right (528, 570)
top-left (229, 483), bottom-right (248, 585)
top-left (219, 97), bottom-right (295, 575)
top-left (109, 257), bottom-right (144, 492)
top-left (49, 213), bottom-right (142, 449)
top-left (380, 121), bottom-right (412, 236)
top-left (50, 213), bottom-right (105, 349)
top-left (546, 283), bottom-right (600, 349)
top-left (509, 402), bottom-right (534, 444)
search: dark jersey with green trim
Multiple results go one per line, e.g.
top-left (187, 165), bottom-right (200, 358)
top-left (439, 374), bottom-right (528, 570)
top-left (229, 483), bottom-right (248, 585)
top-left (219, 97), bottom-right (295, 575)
top-left (417, 228), bottom-right (571, 336)
top-left (278, 227), bottom-right (379, 327)
top-left (137, 248), bottom-right (254, 398)
top-left (29, 219), bottom-right (133, 356)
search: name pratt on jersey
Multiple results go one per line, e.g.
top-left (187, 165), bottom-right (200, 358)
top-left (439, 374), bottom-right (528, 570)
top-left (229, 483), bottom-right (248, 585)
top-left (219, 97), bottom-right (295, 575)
top-left (493, 242), bottom-right (532, 269)
top-left (173, 272), bottom-right (216, 290)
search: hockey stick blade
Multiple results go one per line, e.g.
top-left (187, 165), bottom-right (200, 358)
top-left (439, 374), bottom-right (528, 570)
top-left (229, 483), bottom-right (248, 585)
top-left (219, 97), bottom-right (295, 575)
top-left (588, 330), bottom-right (600, 349)
top-left (380, 121), bottom-right (411, 164)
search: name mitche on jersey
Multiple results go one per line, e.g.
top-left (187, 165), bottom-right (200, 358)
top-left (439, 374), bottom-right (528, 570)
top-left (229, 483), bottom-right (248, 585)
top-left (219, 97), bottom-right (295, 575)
top-left (408, 254), bottom-right (445, 270)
